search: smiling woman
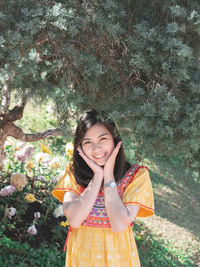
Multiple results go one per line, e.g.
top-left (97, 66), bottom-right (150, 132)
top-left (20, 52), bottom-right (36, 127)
top-left (52, 110), bottom-right (154, 267)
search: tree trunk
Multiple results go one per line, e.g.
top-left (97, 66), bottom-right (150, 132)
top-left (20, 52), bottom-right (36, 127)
top-left (0, 131), bottom-right (7, 170)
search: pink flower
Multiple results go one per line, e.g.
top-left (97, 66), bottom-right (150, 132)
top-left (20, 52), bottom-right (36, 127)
top-left (36, 176), bottom-right (45, 181)
top-left (28, 225), bottom-right (37, 235)
top-left (16, 151), bottom-right (27, 162)
top-left (24, 145), bottom-right (34, 158)
top-left (0, 185), bottom-right (16, 197)
top-left (8, 207), bottom-right (16, 219)
top-left (34, 212), bottom-right (41, 219)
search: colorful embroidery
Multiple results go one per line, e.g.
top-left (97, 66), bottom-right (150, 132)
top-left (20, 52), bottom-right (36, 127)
top-left (81, 163), bottom-right (140, 228)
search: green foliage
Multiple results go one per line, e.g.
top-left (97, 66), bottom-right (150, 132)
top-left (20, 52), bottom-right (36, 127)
top-left (0, 0), bottom-right (200, 181)
top-left (0, 236), bottom-right (65, 266)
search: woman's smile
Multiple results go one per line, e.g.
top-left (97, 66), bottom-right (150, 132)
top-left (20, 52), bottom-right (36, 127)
top-left (92, 153), bottom-right (108, 165)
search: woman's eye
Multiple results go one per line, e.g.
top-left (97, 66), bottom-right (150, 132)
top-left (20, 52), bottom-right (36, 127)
top-left (84, 141), bottom-right (91, 145)
top-left (100, 138), bottom-right (106, 141)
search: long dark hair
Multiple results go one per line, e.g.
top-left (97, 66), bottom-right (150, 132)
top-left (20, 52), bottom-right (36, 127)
top-left (72, 110), bottom-right (131, 187)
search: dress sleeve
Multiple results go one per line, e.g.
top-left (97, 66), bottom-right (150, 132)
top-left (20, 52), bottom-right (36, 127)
top-left (123, 167), bottom-right (154, 217)
top-left (52, 164), bottom-right (80, 203)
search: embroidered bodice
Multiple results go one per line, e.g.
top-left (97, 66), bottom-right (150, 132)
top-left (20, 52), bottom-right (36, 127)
top-left (81, 163), bottom-right (140, 228)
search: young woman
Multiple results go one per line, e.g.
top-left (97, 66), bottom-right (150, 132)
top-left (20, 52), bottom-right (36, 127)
top-left (52, 110), bottom-right (154, 266)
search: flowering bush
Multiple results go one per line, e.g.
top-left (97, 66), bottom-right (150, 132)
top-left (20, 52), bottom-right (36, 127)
top-left (0, 139), bottom-right (73, 250)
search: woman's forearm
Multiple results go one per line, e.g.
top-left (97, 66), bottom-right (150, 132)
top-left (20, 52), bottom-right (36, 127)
top-left (104, 176), bottom-right (139, 232)
top-left (63, 174), bottom-right (102, 228)
top-left (104, 187), bottom-right (130, 231)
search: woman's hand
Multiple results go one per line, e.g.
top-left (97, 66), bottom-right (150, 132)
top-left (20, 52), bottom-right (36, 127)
top-left (103, 141), bottom-right (122, 180)
top-left (77, 147), bottom-right (104, 179)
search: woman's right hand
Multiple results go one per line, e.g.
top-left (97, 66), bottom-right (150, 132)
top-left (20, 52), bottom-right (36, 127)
top-left (77, 147), bottom-right (104, 179)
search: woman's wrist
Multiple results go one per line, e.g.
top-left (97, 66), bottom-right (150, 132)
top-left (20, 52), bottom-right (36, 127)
top-left (104, 174), bottom-right (115, 183)
top-left (93, 173), bottom-right (103, 182)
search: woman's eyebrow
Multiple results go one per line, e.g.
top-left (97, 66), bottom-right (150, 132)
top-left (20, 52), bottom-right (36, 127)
top-left (98, 133), bottom-right (109, 138)
top-left (82, 133), bottom-right (109, 140)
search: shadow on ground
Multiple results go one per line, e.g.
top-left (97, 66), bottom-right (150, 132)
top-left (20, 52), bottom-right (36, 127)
top-left (147, 155), bottom-right (200, 239)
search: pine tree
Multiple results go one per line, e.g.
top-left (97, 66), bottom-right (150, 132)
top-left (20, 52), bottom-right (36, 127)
top-left (0, 0), bottom-right (200, 180)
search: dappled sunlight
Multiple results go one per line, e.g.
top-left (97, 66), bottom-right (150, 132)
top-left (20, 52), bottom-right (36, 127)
top-left (138, 215), bottom-right (199, 256)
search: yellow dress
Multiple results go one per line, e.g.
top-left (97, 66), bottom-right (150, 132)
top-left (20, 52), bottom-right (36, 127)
top-left (52, 163), bottom-right (154, 267)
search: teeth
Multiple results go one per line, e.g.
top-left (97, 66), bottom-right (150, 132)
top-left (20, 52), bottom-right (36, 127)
top-left (94, 155), bottom-right (105, 159)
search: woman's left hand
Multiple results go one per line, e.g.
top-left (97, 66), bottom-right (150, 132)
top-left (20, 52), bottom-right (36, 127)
top-left (103, 141), bottom-right (122, 180)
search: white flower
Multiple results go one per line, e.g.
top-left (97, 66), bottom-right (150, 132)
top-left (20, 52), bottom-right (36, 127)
top-left (4, 141), bottom-right (11, 147)
top-left (51, 176), bottom-right (58, 184)
top-left (53, 205), bottom-right (64, 218)
top-left (34, 212), bottom-right (41, 219)
top-left (16, 142), bottom-right (26, 151)
top-left (8, 207), bottom-right (16, 219)
top-left (35, 152), bottom-right (50, 164)
top-left (28, 225), bottom-right (37, 235)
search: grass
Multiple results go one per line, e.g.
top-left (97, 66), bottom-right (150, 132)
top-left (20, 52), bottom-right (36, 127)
top-left (137, 154), bottom-right (200, 266)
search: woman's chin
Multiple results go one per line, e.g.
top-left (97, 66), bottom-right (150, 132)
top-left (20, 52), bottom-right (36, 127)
top-left (95, 161), bottom-right (105, 167)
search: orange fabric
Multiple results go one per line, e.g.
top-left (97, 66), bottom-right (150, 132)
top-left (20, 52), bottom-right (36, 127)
top-left (123, 167), bottom-right (154, 217)
top-left (52, 165), bottom-right (80, 203)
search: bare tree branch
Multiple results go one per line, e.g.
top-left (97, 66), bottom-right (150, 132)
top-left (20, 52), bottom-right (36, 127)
top-left (6, 123), bottom-right (62, 141)
top-left (7, 97), bottom-right (27, 122)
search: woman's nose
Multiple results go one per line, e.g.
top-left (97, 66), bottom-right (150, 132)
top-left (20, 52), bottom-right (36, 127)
top-left (92, 142), bottom-right (101, 151)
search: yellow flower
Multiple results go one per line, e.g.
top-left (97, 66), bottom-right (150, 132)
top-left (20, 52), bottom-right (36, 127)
top-left (50, 158), bottom-right (61, 169)
top-left (65, 142), bottom-right (74, 161)
top-left (26, 160), bottom-right (34, 170)
top-left (41, 144), bottom-right (52, 155)
top-left (35, 152), bottom-right (50, 164)
top-left (60, 220), bottom-right (69, 227)
top-left (10, 173), bottom-right (27, 191)
top-left (25, 193), bottom-right (36, 203)
top-left (15, 141), bottom-right (26, 151)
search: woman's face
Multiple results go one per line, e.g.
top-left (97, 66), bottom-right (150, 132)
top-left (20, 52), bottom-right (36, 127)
top-left (81, 123), bottom-right (115, 166)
